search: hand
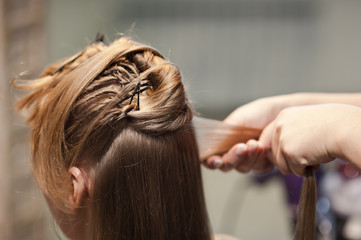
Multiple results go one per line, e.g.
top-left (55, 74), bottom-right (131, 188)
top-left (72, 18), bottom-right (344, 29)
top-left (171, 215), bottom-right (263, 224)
top-left (205, 139), bottom-right (273, 173)
top-left (205, 96), bottom-right (291, 173)
top-left (259, 104), bottom-right (344, 176)
top-left (224, 96), bottom-right (289, 129)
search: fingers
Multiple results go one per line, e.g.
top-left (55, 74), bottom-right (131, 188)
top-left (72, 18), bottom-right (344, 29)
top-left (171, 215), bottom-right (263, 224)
top-left (260, 119), bottom-right (311, 176)
top-left (207, 116), bottom-right (318, 176)
top-left (204, 139), bottom-right (272, 173)
top-left (262, 121), bottom-right (298, 175)
top-left (251, 146), bottom-right (274, 173)
top-left (205, 143), bottom-right (248, 172)
top-left (221, 143), bottom-right (248, 172)
top-left (275, 147), bottom-right (292, 175)
top-left (203, 155), bottom-right (223, 169)
top-left (252, 159), bottom-right (274, 173)
top-left (233, 140), bottom-right (263, 173)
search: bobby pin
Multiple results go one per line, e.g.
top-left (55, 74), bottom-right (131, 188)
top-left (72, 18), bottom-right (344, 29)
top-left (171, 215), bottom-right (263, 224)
top-left (129, 82), bottom-right (151, 110)
top-left (116, 82), bottom-right (150, 109)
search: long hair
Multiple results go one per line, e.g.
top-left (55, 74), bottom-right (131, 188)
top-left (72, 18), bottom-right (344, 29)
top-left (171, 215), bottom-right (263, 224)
top-left (14, 35), bottom-right (317, 240)
top-left (14, 37), bottom-right (211, 239)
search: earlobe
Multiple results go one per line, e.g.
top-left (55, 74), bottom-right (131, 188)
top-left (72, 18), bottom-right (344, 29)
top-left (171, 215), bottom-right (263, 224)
top-left (69, 167), bottom-right (88, 208)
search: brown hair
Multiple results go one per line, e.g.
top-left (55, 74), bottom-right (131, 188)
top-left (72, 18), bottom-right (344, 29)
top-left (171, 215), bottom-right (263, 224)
top-left (294, 167), bottom-right (317, 240)
top-left (14, 37), bottom-right (211, 239)
top-left (192, 117), bottom-right (262, 160)
top-left (14, 35), bottom-right (317, 239)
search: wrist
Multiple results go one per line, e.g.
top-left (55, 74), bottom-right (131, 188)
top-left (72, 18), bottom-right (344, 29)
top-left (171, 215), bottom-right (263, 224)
top-left (329, 105), bottom-right (361, 166)
top-left (286, 92), bottom-right (320, 106)
top-left (267, 93), bottom-right (302, 110)
top-left (282, 92), bottom-right (332, 107)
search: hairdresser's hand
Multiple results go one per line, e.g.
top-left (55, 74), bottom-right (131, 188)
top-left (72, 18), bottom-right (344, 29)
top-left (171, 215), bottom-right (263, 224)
top-left (259, 104), bottom-right (349, 176)
top-left (207, 139), bottom-right (273, 173)
top-left (205, 96), bottom-right (291, 173)
top-left (225, 96), bottom-right (291, 128)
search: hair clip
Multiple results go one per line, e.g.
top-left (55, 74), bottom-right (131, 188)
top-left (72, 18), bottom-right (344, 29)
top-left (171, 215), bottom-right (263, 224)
top-left (129, 82), bottom-right (140, 105)
top-left (129, 82), bottom-right (151, 110)
top-left (112, 81), bottom-right (151, 111)
top-left (50, 33), bottom-right (106, 76)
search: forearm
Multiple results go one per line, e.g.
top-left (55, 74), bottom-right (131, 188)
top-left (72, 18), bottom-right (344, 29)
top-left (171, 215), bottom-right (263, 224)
top-left (331, 105), bottom-right (361, 169)
top-left (281, 92), bottom-right (361, 108)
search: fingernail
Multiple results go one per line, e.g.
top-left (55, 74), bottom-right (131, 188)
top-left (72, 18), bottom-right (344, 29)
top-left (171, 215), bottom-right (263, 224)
top-left (235, 143), bottom-right (247, 156)
top-left (248, 141), bottom-right (258, 151)
top-left (213, 158), bottom-right (223, 168)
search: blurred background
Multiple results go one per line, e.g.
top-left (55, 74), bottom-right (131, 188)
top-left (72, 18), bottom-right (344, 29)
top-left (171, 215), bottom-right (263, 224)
top-left (1, 0), bottom-right (361, 239)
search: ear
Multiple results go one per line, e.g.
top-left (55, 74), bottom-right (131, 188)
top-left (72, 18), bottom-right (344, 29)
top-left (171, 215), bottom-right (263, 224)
top-left (68, 167), bottom-right (88, 208)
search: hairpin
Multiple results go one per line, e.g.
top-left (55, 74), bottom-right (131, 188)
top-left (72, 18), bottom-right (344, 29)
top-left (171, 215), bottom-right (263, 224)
top-left (113, 81), bottom-right (151, 110)
top-left (128, 82), bottom-right (151, 110)
top-left (50, 32), bottom-right (106, 76)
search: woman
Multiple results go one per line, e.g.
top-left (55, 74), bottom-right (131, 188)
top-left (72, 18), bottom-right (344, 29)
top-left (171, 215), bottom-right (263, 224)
top-left (15, 36), bottom-right (226, 240)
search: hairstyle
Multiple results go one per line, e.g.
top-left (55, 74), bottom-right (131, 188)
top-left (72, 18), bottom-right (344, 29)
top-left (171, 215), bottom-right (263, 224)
top-left (14, 36), bottom-right (211, 239)
top-left (13, 35), bottom-right (317, 240)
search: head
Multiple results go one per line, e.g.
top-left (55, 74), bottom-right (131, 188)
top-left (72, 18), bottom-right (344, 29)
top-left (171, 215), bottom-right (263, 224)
top-left (15, 36), bottom-right (211, 239)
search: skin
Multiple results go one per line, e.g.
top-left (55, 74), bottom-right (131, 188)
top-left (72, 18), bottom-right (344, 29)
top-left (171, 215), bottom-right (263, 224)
top-left (206, 93), bottom-right (361, 176)
top-left (48, 166), bottom-right (91, 240)
top-left (259, 104), bottom-right (361, 176)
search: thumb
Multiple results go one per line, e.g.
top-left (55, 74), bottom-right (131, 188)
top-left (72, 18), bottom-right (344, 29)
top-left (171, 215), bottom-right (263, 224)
top-left (258, 121), bottom-right (277, 165)
top-left (259, 121), bottom-right (275, 149)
